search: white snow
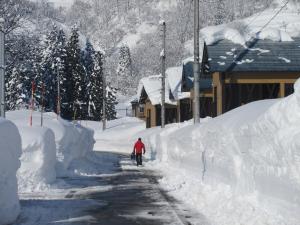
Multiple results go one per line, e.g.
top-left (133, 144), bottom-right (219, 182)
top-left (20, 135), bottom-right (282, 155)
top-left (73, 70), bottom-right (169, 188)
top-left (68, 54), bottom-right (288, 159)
top-left (278, 56), bottom-right (291, 63)
top-left (7, 110), bottom-right (95, 192)
top-left (138, 78), bottom-right (300, 225)
top-left (119, 22), bottom-right (157, 49)
top-left (137, 68), bottom-right (189, 105)
top-left (166, 66), bottom-right (190, 101)
top-left (17, 126), bottom-right (56, 192)
top-left (200, 25), bottom-right (246, 45)
top-left (0, 119), bottom-right (22, 225)
top-left (92, 117), bottom-right (146, 154)
top-left (94, 77), bottom-right (300, 225)
top-left (196, 1), bottom-right (300, 46)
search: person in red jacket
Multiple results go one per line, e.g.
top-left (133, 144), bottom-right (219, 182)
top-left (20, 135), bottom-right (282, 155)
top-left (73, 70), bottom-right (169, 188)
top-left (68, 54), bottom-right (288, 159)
top-left (133, 138), bottom-right (146, 166)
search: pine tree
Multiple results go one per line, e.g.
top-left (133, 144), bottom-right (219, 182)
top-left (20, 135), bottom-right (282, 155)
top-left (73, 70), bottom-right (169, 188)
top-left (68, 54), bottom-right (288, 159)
top-left (82, 39), bottom-right (95, 116)
top-left (105, 85), bottom-right (118, 120)
top-left (6, 35), bottom-right (41, 111)
top-left (62, 26), bottom-right (86, 120)
top-left (40, 26), bottom-right (57, 111)
top-left (89, 51), bottom-right (104, 121)
top-left (6, 67), bottom-right (27, 110)
top-left (116, 44), bottom-right (134, 96)
top-left (40, 26), bottom-right (67, 113)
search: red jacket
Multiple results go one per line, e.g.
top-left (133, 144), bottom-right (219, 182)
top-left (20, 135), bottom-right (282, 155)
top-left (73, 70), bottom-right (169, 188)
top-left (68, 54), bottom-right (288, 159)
top-left (134, 141), bottom-right (145, 154)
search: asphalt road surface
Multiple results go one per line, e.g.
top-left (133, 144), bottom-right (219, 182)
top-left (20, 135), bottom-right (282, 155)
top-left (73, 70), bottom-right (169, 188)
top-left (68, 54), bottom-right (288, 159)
top-left (15, 152), bottom-right (210, 225)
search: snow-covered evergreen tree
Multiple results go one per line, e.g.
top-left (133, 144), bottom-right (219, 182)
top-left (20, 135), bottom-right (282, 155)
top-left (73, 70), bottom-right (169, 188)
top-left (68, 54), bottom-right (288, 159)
top-left (6, 35), bottom-right (41, 111)
top-left (82, 39), bottom-right (95, 115)
top-left (116, 44), bottom-right (134, 96)
top-left (39, 26), bottom-right (67, 113)
top-left (6, 67), bottom-right (27, 110)
top-left (89, 51), bottom-right (104, 121)
top-left (62, 25), bottom-right (86, 120)
top-left (40, 26), bottom-right (58, 111)
top-left (106, 86), bottom-right (118, 120)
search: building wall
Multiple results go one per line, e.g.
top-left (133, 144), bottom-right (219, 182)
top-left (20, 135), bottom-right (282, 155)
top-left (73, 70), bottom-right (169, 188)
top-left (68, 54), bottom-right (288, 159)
top-left (212, 71), bottom-right (300, 115)
top-left (144, 99), bottom-right (157, 128)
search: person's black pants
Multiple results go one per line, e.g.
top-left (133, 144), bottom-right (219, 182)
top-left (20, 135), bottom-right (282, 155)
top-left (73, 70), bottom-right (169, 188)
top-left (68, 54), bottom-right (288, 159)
top-left (136, 153), bottom-right (142, 166)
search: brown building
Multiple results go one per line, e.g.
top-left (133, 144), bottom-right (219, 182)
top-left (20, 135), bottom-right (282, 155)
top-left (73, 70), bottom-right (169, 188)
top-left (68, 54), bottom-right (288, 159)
top-left (199, 38), bottom-right (300, 117)
top-left (136, 69), bottom-right (190, 128)
top-left (131, 98), bottom-right (145, 119)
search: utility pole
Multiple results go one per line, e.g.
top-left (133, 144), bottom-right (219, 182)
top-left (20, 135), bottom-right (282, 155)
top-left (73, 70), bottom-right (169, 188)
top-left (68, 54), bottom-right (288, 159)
top-left (0, 18), bottom-right (5, 118)
top-left (160, 20), bottom-right (166, 128)
top-left (57, 62), bottom-right (61, 119)
top-left (102, 68), bottom-right (107, 131)
top-left (193, 0), bottom-right (200, 124)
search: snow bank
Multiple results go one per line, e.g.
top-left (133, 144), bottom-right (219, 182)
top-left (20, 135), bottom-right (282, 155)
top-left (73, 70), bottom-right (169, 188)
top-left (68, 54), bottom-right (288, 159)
top-left (54, 118), bottom-right (95, 175)
top-left (17, 127), bottom-right (56, 192)
top-left (0, 119), bottom-right (22, 225)
top-left (7, 110), bottom-right (95, 184)
top-left (143, 80), bottom-right (300, 224)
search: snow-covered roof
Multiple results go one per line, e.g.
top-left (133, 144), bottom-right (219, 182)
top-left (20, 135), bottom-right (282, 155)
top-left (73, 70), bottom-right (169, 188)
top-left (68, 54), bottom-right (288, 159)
top-left (205, 37), bottom-right (300, 72)
top-left (137, 68), bottom-right (190, 105)
top-left (166, 67), bottom-right (183, 100)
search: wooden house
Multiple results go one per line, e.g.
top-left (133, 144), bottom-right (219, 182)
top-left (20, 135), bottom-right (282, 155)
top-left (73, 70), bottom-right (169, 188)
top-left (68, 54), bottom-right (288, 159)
top-left (136, 67), bottom-right (190, 128)
top-left (199, 38), bottom-right (300, 116)
top-left (181, 60), bottom-right (213, 119)
top-left (131, 98), bottom-right (145, 119)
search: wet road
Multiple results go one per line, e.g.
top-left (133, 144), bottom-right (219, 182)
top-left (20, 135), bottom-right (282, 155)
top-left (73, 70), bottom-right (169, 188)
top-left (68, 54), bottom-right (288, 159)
top-left (15, 152), bottom-right (209, 225)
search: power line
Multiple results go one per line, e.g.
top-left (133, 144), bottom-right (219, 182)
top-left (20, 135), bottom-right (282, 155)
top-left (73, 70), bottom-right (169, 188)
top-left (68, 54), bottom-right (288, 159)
top-left (257, 0), bottom-right (289, 34)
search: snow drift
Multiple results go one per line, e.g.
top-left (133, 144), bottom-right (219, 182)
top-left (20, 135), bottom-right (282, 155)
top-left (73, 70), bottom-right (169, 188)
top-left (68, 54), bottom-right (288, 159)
top-left (143, 80), bottom-right (300, 225)
top-left (7, 110), bottom-right (95, 191)
top-left (17, 126), bottom-right (56, 192)
top-left (0, 119), bottom-right (22, 225)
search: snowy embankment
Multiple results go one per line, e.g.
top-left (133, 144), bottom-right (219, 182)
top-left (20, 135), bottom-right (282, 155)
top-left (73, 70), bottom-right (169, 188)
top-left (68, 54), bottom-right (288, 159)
top-left (7, 110), bottom-right (95, 192)
top-left (0, 119), bottom-right (22, 225)
top-left (90, 117), bottom-right (145, 153)
top-left (140, 80), bottom-right (300, 225)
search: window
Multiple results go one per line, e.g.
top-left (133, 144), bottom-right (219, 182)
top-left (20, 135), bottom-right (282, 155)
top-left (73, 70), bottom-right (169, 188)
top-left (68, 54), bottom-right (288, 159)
top-left (139, 104), bottom-right (145, 113)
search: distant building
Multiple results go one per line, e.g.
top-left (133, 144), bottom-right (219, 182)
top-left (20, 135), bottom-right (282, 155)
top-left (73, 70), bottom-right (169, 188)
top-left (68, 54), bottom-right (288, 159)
top-left (130, 97), bottom-right (144, 119)
top-left (135, 67), bottom-right (190, 128)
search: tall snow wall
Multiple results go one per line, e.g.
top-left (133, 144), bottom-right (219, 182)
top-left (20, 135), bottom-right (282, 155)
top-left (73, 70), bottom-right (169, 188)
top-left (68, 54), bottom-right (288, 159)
top-left (0, 119), bottom-right (22, 225)
top-left (144, 80), bottom-right (300, 225)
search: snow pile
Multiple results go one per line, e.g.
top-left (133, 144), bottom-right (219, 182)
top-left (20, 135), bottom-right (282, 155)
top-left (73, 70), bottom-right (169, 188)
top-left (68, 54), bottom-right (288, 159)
top-left (7, 110), bottom-right (95, 188)
top-left (0, 119), bottom-right (22, 225)
top-left (142, 80), bottom-right (300, 225)
top-left (197, 0), bottom-right (300, 46)
top-left (17, 127), bottom-right (56, 192)
top-left (200, 25), bottom-right (246, 45)
top-left (54, 118), bottom-right (95, 174)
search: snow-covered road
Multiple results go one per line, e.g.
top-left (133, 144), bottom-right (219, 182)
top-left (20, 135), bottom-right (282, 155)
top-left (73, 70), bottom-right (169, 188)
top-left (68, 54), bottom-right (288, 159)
top-left (14, 151), bottom-right (208, 225)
